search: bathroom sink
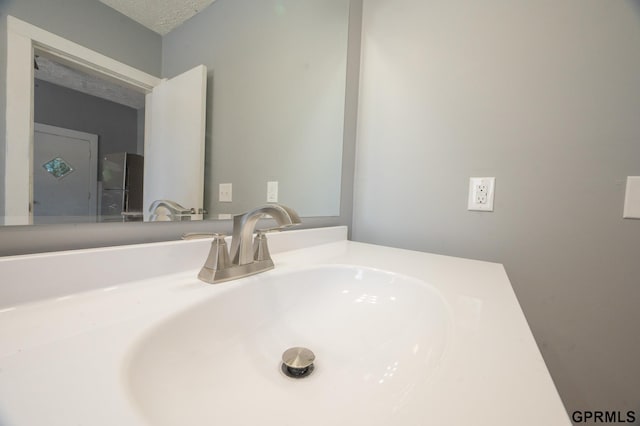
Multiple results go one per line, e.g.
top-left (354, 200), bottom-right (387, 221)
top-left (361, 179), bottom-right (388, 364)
top-left (125, 265), bottom-right (451, 426)
top-left (0, 228), bottom-right (570, 425)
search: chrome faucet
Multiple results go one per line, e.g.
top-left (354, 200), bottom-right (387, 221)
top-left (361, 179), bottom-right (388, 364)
top-left (194, 204), bottom-right (301, 284)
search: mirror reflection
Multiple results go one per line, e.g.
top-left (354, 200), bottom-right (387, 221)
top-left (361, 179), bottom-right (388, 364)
top-left (2, 0), bottom-right (350, 225)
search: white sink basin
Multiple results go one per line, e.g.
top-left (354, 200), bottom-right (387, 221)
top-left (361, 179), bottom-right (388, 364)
top-left (125, 265), bottom-right (451, 425)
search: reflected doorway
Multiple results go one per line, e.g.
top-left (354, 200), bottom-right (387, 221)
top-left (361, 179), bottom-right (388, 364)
top-left (33, 53), bottom-right (146, 223)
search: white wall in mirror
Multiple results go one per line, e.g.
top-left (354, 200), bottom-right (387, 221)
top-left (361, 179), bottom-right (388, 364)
top-left (144, 64), bottom-right (207, 221)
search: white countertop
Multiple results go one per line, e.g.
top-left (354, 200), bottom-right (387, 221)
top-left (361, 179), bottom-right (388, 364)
top-left (0, 226), bottom-right (570, 425)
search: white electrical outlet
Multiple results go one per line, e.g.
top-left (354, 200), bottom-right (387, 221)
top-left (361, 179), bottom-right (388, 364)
top-left (468, 177), bottom-right (495, 211)
top-left (267, 181), bottom-right (278, 202)
top-left (219, 183), bottom-right (232, 202)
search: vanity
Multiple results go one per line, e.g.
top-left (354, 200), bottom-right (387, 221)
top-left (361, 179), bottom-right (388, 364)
top-left (0, 226), bottom-right (571, 425)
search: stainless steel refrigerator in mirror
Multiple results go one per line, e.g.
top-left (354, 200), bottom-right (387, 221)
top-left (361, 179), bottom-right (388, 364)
top-left (100, 153), bottom-right (143, 222)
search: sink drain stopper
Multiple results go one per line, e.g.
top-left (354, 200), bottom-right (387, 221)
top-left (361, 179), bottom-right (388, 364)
top-left (281, 347), bottom-right (315, 378)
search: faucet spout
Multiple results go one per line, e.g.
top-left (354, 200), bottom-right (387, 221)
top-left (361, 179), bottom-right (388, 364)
top-left (229, 203), bottom-right (301, 265)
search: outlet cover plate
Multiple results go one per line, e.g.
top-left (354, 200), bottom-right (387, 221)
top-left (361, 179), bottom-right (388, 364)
top-left (468, 177), bottom-right (495, 212)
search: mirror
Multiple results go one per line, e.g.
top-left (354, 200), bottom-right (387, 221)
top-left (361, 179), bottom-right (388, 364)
top-left (1, 0), bottom-right (350, 225)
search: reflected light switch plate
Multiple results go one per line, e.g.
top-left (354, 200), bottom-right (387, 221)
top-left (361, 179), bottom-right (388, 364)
top-left (623, 176), bottom-right (640, 219)
top-left (219, 183), bottom-right (232, 202)
top-left (267, 181), bottom-right (278, 202)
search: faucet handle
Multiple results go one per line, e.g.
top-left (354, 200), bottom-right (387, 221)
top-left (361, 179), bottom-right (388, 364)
top-left (198, 234), bottom-right (231, 283)
top-left (256, 222), bottom-right (300, 234)
top-left (253, 231), bottom-right (272, 262)
top-left (253, 222), bottom-right (299, 261)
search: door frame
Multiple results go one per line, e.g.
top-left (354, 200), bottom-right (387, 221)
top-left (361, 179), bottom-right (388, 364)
top-left (4, 15), bottom-right (162, 225)
top-left (33, 123), bottom-right (99, 220)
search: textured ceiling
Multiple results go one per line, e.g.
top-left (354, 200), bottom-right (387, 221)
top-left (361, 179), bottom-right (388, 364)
top-left (99, 0), bottom-right (217, 35)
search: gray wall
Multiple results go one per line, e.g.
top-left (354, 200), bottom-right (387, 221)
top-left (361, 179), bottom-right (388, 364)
top-left (162, 0), bottom-right (350, 218)
top-left (35, 79), bottom-right (140, 162)
top-left (353, 0), bottom-right (640, 419)
top-left (0, 0), bottom-right (161, 220)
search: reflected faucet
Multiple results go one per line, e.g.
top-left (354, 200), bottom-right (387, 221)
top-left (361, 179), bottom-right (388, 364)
top-left (194, 204), bottom-right (301, 284)
top-left (149, 200), bottom-right (194, 221)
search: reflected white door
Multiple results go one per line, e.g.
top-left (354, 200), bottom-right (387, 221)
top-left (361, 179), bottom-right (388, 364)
top-left (33, 123), bottom-right (98, 224)
top-left (143, 65), bottom-right (207, 220)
